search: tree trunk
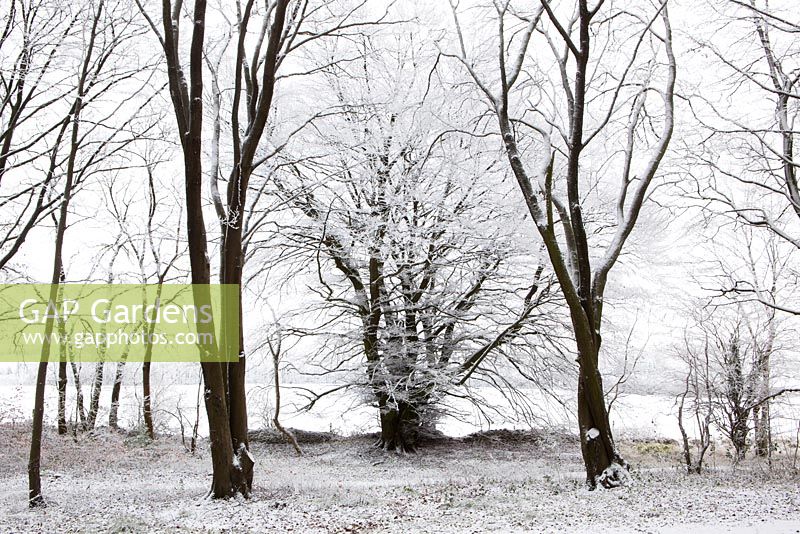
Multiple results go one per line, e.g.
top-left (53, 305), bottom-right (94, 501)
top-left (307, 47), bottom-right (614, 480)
top-left (220, 165), bottom-right (253, 491)
top-left (141, 286), bottom-right (162, 439)
top-left (57, 281), bottom-right (68, 435)
top-left (142, 361), bottom-right (154, 439)
top-left (731, 415), bottom-right (749, 462)
top-left (575, 336), bottom-right (627, 489)
top-left (272, 338), bottom-right (301, 455)
top-left (226, 301), bottom-right (251, 488)
top-left (84, 362), bottom-right (104, 431)
top-left (754, 402), bottom-right (771, 458)
top-left (183, 93), bottom-right (249, 498)
top-left (108, 361), bottom-right (125, 430)
top-left (28, 360), bottom-right (49, 506)
top-left (201, 361), bottom-right (251, 498)
top-left (376, 398), bottom-right (421, 453)
top-left (57, 361), bottom-right (67, 435)
top-left (70, 361), bottom-right (86, 428)
top-left (754, 324), bottom-right (773, 459)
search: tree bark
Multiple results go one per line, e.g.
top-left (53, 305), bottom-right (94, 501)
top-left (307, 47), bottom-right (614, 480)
top-left (57, 363), bottom-right (67, 436)
top-left (575, 337), bottom-right (627, 487)
top-left (754, 402), bottom-right (771, 458)
top-left (108, 360), bottom-right (125, 430)
top-left (70, 361), bottom-right (86, 428)
top-left (84, 362), bottom-right (104, 431)
top-left (376, 398), bottom-right (421, 453)
top-left (142, 361), bottom-right (154, 439)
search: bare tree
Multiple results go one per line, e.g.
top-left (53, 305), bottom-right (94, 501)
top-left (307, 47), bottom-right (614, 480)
top-left (28, 0), bottom-right (106, 504)
top-left (100, 151), bottom-right (184, 436)
top-left (695, 227), bottom-right (793, 459)
top-left (687, 0), bottom-right (800, 316)
top-left (0, 0), bottom-right (79, 271)
top-left (676, 330), bottom-right (714, 474)
top-left (26, 0), bottom-right (162, 505)
top-left (266, 324), bottom-right (301, 455)
top-left (447, 0), bottom-right (676, 487)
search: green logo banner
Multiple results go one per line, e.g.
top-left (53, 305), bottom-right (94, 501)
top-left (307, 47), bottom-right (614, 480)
top-left (0, 284), bottom-right (239, 362)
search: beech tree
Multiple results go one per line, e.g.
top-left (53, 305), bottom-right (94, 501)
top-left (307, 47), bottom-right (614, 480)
top-left (269, 34), bottom-right (565, 451)
top-left (447, 0), bottom-right (676, 488)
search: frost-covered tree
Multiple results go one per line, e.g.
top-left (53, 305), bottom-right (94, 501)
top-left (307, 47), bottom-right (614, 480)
top-left (269, 34), bottom-right (566, 451)
top-left (681, 303), bottom-right (782, 462)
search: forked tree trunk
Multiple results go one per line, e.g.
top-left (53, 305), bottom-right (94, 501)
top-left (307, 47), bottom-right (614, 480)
top-left (496, 105), bottom-right (628, 490)
top-left (214, 0), bottom-right (293, 495)
top-left (156, 0), bottom-right (292, 498)
top-left (377, 399), bottom-right (421, 453)
top-left (184, 113), bottom-right (249, 498)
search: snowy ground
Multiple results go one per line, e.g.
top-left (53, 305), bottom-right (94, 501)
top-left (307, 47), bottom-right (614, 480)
top-left (1, 424), bottom-right (799, 533)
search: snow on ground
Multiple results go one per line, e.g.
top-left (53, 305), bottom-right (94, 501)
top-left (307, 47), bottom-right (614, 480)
top-left (0, 424), bottom-right (798, 533)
